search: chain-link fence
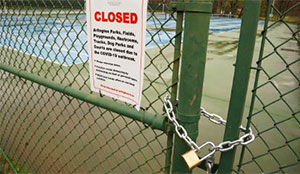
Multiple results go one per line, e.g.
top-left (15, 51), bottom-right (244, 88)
top-left (1, 0), bottom-right (300, 173)
top-left (237, 0), bottom-right (300, 173)
top-left (0, 0), bottom-right (179, 173)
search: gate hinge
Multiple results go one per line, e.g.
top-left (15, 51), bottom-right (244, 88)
top-left (169, 2), bottom-right (212, 13)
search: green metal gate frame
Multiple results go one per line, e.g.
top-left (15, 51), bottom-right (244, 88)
top-left (218, 0), bottom-right (262, 173)
top-left (1, 0), bottom-right (298, 173)
top-left (236, 0), bottom-right (300, 173)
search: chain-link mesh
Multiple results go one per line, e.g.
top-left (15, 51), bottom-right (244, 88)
top-left (237, 0), bottom-right (300, 173)
top-left (3, 0), bottom-right (299, 173)
top-left (0, 0), bottom-right (180, 173)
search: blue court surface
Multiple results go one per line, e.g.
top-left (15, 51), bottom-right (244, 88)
top-left (0, 13), bottom-right (264, 65)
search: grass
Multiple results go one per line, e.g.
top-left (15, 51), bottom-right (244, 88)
top-left (0, 148), bottom-right (29, 174)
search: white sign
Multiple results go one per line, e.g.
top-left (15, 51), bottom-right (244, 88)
top-left (87, 0), bottom-right (147, 108)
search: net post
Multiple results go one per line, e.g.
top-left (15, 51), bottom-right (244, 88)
top-left (170, 0), bottom-right (212, 173)
top-left (218, 0), bottom-right (261, 173)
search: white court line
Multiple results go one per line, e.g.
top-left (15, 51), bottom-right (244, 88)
top-left (210, 24), bottom-right (242, 30)
top-left (0, 44), bottom-right (67, 67)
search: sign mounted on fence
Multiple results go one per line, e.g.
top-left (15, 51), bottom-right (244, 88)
top-left (87, 0), bottom-right (147, 108)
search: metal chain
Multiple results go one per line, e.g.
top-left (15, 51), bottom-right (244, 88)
top-left (163, 96), bottom-right (255, 163)
top-left (205, 151), bottom-right (214, 174)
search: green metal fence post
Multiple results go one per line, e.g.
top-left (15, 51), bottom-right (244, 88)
top-left (165, 2), bottom-right (184, 173)
top-left (170, 0), bottom-right (212, 173)
top-left (218, 0), bottom-right (261, 173)
top-left (237, 0), bottom-right (273, 171)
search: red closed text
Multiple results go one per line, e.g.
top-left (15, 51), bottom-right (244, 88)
top-left (94, 11), bottom-right (138, 24)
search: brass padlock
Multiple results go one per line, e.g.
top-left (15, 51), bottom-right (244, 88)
top-left (181, 149), bottom-right (201, 169)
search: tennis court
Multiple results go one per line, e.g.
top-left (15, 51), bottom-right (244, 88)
top-left (1, 1), bottom-right (299, 173)
top-left (0, 12), bottom-right (263, 65)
